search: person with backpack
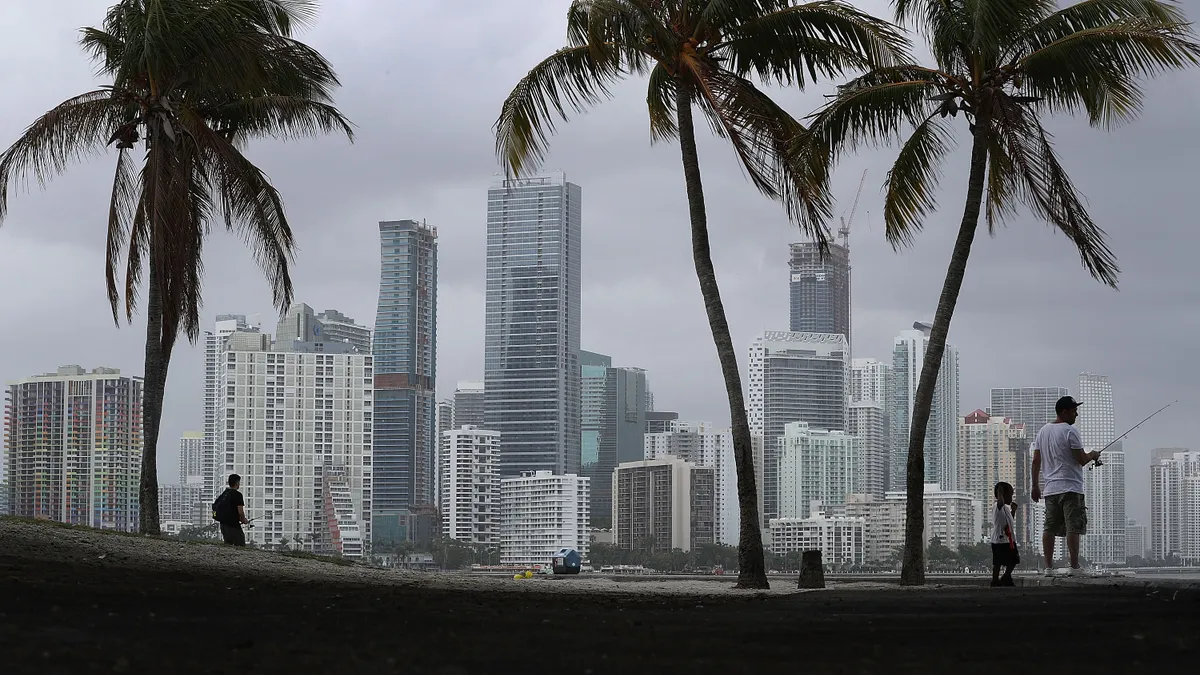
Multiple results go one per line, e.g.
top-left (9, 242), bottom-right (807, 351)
top-left (212, 473), bottom-right (249, 546)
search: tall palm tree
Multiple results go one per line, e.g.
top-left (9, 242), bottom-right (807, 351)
top-left (0, 0), bottom-right (353, 534)
top-left (494, 0), bottom-right (907, 588)
top-left (793, 0), bottom-right (1200, 585)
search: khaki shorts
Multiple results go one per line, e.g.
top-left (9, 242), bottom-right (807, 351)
top-left (1043, 492), bottom-right (1087, 536)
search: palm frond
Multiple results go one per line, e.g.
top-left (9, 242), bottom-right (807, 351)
top-left (803, 67), bottom-right (943, 161)
top-left (0, 91), bottom-right (128, 222)
top-left (182, 107), bottom-right (295, 313)
top-left (992, 98), bottom-right (1120, 286)
top-left (966, 0), bottom-right (1057, 64)
top-left (1018, 17), bottom-right (1200, 127)
top-left (719, 1), bottom-right (910, 87)
top-left (106, 148), bottom-right (140, 325)
top-left (983, 134), bottom-right (1019, 232)
top-left (202, 95), bottom-right (354, 141)
top-left (881, 112), bottom-right (956, 247)
top-left (124, 189), bottom-right (149, 322)
top-left (1013, 0), bottom-right (1188, 57)
top-left (893, 0), bottom-right (974, 73)
top-left (720, 0), bottom-right (910, 85)
top-left (647, 63), bottom-right (680, 142)
top-left (569, 0), bottom-right (675, 56)
top-left (495, 45), bottom-right (632, 178)
top-left (689, 65), bottom-right (834, 238)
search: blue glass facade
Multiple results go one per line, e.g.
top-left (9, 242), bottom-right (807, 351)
top-left (372, 220), bottom-right (438, 541)
top-left (484, 175), bottom-right (582, 476)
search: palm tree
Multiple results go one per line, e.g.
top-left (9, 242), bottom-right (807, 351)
top-left (494, 0), bottom-right (906, 589)
top-left (0, 0), bottom-right (352, 535)
top-left (793, 0), bottom-right (1199, 585)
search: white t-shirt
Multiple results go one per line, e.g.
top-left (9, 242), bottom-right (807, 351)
top-left (1033, 422), bottom-right (1086, 496)
top-left (991, 503), bottom-right (1015, 545)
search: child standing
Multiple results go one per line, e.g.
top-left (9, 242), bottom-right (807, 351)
top-left (991, 481), bottom-right (1019, 586)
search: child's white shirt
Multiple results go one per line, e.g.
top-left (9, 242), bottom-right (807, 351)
top-left (990, 503), bottom-right (1015, 545)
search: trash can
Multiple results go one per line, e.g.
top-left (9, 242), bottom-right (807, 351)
top-left (551, 548), bottom-right (582, 575)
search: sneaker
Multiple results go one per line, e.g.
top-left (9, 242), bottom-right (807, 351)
top-left (1042, 568), bottom-right (1057, 577)
top-left (1067, 567), bottom-right (1092, 577)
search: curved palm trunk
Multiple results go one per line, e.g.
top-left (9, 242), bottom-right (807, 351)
top-left (675, 87), bottom-right (768, 589)
top-left (138, 257), bottom-right (167, 535)
top-left (899, 124), bottom-right (990, 585)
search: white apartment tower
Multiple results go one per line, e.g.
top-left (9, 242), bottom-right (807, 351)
top-left (218, 330), bottom-right (373, 557)
top-left (1150, 450), bottom-right (1200, 562)
top-left (439, 426), bottom-right (501, 546)
top-left (500, 471), bottom-right (590, 566)
top-left (748, 331), bottom-right (850, 523)
top-left (179, 431), bottom-right (205, 488)
top-left (644, 421), bottom-right (738, 545)
top-left (203, 314), bottom-right (260, 501)
top-left (776, 422), bottom-right (859, 519)
top-left (768, 503), bottom-right (867, 566)
top-left (851, 358), bottom-right (891, 498)
top-left (957, 410), bottom-right (1024, 539)
top-left (891, 323), bottom-right (960, 491)
top-left (1077, 373), bottom-right (1124, 564)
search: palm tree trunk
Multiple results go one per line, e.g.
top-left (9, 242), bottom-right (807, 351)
top-left (675, 86), bottom-right (768, 590)
top-left (899, 123), bottom-right (990, 585)
top-left (138, 256), bottom-right (168, 535)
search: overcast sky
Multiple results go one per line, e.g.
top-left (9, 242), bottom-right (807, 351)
top-left (2, 1), bottom-right (1197, 524)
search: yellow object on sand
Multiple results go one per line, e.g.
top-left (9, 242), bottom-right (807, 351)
top-left (513, 574), bottom-right (522, 580)
top-left (524, 570), bottom-right (534, 578)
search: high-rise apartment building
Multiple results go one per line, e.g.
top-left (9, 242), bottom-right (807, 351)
top-left (612, 456), bottom-right (716, 552)
top-left (580, 351), bottom-right (648, 523)
top-left (788, 242), bottom-right (851, 346)
top-left (1125, 519), bottom-right (1147, 560)
top-left (439, 426), bottom-right (501, 546)
top-left (890, 323), bottom-right (960, 491)
top-left (645, 420), bottom-right (739, 545)
top-left (179, 431), bottom-right (204, 488)
top-left (434, 400), bottom-right (455, 505)
top-left (851, 358), bottom-right (891, 405)
top-left (204, 314), bottom-right (259, 501)
top-left (1076, 373), bottom-right (1124, 564)
top-left (776, 422), bottom-right (858, 519)
top-left (4, 366), bottom-right (143, 531)
top-left (988, 385), bottom-right (1069, 550)
top-left (314, 309), bottom-right (372, 353)
top-left (849, 402), bottom-right (888, 499)
top-left (484, 174), bottom-right (582, 476)
top-left (158, 483), bottom-right (205, 526)
top-left (500, 471), bottom-right (590, 566)
top-left (1150, 450), bottom-right (1200, 562)
top-left (218, 330), bottom-right (373, 556)
top-left (748, 331), bottom-right (850, 523)
top-left (373, 219), bottom-right (438, 542)
top-left (452, 381), bottom-right (485, 428)
top-left (957, 410), bottom-right (1024, 539)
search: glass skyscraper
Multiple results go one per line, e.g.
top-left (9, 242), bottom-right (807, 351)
top-left (890, 322), bottom-right (960, 492)
top-left (484, 173), bottom-right (582, 476)
top-left (580, 350), bottom-right (647, 523)
top-left (372, 219), bottom-right (438, 543)
top-left (788, 242), bottom-right (851, 346)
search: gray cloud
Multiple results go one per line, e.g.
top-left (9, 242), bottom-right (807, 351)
top-left (2, 0), bottom-right (1198, 525)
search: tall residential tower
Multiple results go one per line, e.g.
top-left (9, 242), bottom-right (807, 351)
top-left (484, 174), bottom-right (582, 476)
top-left (788, 242), bottom-right (851, 346)
top-left (1077, 372), bottom-right (1125, 564)
top-left (890, 323), bottom-right (960, 491)
top-left (373, 219), bottom-right (439, 542)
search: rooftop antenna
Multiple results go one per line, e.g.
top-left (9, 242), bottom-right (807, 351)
top-left (838, 169), bottom-right (867, 250)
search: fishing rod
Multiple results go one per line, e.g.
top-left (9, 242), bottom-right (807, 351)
top-left (1091, 400), bottom-right (1177, 469)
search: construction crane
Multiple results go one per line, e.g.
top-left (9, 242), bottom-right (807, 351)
top-left (838, 169), bottom-right (867, 250)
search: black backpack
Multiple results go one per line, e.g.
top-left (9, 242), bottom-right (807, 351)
top-left (212, 489), bottom-right (236, 524)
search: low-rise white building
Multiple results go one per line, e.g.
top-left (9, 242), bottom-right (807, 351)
top-left (845, 483), bottom-right (980, 563)
top-left (500, 471), bottom-right (590, 567)
top-left (439, 425), bottom-right (500, 546)
top-left (769, 503), bottom-right (866, 566)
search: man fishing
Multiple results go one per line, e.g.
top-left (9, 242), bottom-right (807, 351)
top-left (1030, 396), bottom-right (1099, 576)
top-left (212, 473), bottom-right (250, 547)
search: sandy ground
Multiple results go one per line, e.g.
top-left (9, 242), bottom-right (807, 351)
top-left (3, 519), bottom-right (1198, 674)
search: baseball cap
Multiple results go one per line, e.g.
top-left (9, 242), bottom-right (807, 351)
top-left (1055, 396), bottom-right (1082, 414)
